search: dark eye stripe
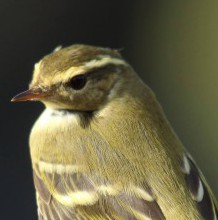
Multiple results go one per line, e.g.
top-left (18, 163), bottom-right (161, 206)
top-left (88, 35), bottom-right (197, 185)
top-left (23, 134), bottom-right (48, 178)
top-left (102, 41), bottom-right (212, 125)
top-left (181, 154), bottom-right (217, 220)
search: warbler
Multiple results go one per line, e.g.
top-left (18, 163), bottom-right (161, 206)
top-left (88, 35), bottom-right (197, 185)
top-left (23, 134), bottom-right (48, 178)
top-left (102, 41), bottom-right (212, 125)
top-left (12, 44), bottom-right (217, 220)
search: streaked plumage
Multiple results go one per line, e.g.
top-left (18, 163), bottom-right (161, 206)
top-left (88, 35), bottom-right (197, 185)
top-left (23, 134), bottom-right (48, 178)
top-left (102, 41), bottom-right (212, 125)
top-left (12, 44), bottom-right (217, 219)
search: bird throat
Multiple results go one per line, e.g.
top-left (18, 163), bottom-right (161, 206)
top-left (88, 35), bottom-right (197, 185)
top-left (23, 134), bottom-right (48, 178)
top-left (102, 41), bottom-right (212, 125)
top-left (50, 108), bottom-right (94, 128)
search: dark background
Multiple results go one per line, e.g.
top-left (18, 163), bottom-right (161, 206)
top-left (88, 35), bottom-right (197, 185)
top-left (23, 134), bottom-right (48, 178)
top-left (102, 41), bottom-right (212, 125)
top-left (1, 1), bottom-right (218, 219)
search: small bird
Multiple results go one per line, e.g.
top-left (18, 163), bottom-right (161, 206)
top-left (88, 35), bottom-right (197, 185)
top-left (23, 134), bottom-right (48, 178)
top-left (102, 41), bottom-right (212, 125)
top-left (12, 44), bottom-right (217, 220)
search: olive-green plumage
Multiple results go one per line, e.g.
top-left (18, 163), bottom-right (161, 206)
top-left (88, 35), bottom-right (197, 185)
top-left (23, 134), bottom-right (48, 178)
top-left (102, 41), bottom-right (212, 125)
top-left (13, 44), bottom-right (217, 220)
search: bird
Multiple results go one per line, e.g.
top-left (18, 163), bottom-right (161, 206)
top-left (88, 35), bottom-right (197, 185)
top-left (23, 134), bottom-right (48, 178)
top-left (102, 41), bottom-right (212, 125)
top-left (12, 44), bottom-right (217, 220)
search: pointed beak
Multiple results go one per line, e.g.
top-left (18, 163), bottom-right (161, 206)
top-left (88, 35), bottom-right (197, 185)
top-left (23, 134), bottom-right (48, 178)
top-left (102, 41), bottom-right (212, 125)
top-left (11, 88), bottom-right (50, 102)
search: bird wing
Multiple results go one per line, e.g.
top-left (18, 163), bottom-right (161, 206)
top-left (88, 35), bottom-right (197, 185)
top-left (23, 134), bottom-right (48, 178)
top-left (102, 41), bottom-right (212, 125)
top-left (181, 153), bottom-right (218, 220)
top-left (33, 163), bottom-right (166, 220)
top-left (33, 151), bottom-right (218, 220)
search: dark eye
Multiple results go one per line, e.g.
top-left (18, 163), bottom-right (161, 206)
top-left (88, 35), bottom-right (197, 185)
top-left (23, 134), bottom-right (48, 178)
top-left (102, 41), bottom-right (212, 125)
top-left (69, 75), bottom-right (87, 90)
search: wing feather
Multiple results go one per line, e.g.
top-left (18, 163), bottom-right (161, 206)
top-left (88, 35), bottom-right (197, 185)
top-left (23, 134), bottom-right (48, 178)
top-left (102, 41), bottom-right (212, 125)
top-left (182, 153), bottom-right (218, 220)
top-left (33, 163), bottom-right (165, 220)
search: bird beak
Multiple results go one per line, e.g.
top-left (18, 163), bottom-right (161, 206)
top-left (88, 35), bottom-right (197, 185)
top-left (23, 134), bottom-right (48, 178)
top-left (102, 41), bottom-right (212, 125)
top-left (11, 88), bottom-right (50, 102)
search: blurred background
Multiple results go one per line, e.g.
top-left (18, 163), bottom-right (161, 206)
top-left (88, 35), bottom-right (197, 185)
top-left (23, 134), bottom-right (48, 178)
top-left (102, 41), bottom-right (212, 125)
top-left (1, 0), bottom-right (218, 219)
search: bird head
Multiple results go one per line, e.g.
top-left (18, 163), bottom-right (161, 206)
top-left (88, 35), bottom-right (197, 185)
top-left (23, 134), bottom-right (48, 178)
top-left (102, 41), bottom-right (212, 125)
top-left (11, 44), bottom-right (132, 111)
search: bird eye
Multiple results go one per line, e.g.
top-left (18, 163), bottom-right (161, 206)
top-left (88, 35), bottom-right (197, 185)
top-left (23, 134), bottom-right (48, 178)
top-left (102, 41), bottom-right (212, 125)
top-left (69, 75), bottom-right (87, 90)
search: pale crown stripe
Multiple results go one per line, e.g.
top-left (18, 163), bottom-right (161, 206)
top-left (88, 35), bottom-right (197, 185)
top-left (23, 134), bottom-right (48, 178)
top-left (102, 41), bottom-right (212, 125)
top-left (53, 45), bottom-right (62, 52)
top-left (59, 56), bottom-right (128, 84)
top-left (84, 56), bottom-right (127, 69)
